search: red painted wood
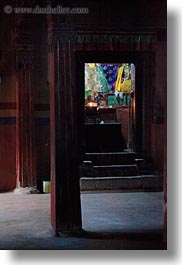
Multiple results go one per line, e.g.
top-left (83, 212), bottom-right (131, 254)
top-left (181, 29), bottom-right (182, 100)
top-left (49, 34), bottom-right (82, 233)
top-left (0, 102), bottom-right (16, 110)
top-left (0, 102), bottom-right (50, 111)
top-left (0, 125), bottom-right (16, 191)
top-left (116, 108), bottom-right (129, 147)
top-left (16, 63), bottom-right (36, 188)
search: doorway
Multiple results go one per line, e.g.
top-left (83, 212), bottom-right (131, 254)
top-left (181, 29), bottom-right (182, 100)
top-left (84, 62), bottom-right (135, 153)
top-left (76, 51), bottom-right (158, 234)
top-left (75, 51), bottom-right (146, 157)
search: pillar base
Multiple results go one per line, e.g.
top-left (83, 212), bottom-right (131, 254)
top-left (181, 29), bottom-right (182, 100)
top-left (14, 187), bottom-right (40, 195)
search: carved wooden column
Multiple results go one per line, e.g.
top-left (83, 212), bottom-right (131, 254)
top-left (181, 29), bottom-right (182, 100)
top-left (48, 23), bottom-right (82, 234)
top-left (16, 17), bottom-right (36, 189)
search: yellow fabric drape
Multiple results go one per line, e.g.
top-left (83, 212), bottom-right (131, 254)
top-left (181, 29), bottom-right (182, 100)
top-left (115, 65), bottom-right (132, 94)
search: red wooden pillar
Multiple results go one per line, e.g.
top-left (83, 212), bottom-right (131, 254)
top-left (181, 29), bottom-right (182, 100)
top-left (48, 24), bottom-right (82, 234)
top-left (16, 19), bottom-right (36, 189)
top-left (16, 59), bottom-right (36, 188)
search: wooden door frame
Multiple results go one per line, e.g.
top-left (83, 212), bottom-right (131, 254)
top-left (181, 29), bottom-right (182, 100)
top-left (75, 51), bottom-right (155, 156)
top-left (48, 24), bottom-right (157, 234)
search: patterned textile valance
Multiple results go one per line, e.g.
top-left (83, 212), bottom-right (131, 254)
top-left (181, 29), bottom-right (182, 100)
top-left (75, 33), bottom-right (157, 51)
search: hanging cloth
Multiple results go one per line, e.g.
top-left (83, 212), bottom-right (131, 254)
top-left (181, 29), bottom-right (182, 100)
top-left (95, 64), bottom-right (110, 93)
top-left (85, 63), bottom-right (101, 92)
top-left (115, 65), bottom-right (132, 94)
top-left (115, 65), bottom-right (124, 92)
top-left (101, 64), bottom-right (120, 92)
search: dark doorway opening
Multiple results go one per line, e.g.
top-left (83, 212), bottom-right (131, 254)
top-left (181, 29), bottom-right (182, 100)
top-left (84, 62), bottom-right (135, 153)
top-left (75, 51), bottom-right (148, 156)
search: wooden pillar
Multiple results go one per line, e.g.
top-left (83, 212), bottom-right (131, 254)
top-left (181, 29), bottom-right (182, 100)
top-left (16, 58), bottom-right (36, 188)
top-left (49, 25), bottom-right (82, 234)
top-left (16, 18), bottom-right (36, 189)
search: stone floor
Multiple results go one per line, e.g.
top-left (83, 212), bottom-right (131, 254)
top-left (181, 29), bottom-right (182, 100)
top-left (0, 191), bottom-right (165, 250)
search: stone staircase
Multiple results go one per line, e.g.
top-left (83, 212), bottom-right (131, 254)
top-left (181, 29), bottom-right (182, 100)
top-left (80, 151), bottom-right (163, 191)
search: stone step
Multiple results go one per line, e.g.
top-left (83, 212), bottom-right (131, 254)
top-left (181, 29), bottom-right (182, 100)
top-left (80, 175), bottom-right (163, 191)
top-left (85, 152), bottom-right (137, 166)
top-left (93, 164), bottom-right (139, 177)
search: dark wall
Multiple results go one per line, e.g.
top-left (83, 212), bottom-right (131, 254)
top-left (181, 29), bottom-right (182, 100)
top-left (0, 0), bottom-right (166, 191)
top-left (52, 0), bottom-right (166, 27)
top-left (0, 1), bottom-right (16, 191)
